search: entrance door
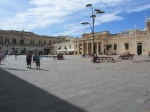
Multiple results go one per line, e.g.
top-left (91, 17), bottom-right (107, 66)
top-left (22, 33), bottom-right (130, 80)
top-left (137, 43), bottom-right (142, 55)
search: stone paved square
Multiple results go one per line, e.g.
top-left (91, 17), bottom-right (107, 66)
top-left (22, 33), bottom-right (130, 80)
top-left (0, 55), bottom-right (150, 112)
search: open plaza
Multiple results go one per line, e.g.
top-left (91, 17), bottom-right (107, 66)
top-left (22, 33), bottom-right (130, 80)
top-left (0, 55), bottom-right (150, 112)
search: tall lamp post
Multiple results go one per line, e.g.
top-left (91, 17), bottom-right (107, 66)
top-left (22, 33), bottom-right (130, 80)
top-left (81, 4), bottom-right (104, 54)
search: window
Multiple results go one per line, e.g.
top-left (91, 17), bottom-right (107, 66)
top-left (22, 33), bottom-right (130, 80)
top-left (39, 41), bottom-right (42, 45)
top-left (58, 46), bottom-right (61, 50)
top-left (124, 43), bottom-right (129, 49)
top-left (30, 40), bottom-right (34, 45)
top-left (64, 46), bottom-right (67, 50)
top-left (5, 38), bottom-right (9, 44)
top-left (12, 39), bottom-right (16, 45)
top-left (106, 45), bottom-right (109, 50)
top-left (69, 45), bottom-right (71, 48)
top-left (114, 44), bottom-right (117, 50)
top-left (20, 39), bottom-right (24, 45)
top-left (44, 41), bottom-right (46, 45)
top-left (107, 44), bottom-right (112, 50)
top-left (49, 41), bottom-right (51, 45)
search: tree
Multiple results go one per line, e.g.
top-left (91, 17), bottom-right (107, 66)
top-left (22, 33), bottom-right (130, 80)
top-left (108, 44), bottom-right (112, 52)
top-left (124, 43), bottom-right (129, 52)
top-left (58, 46), bottom-right (61, 50)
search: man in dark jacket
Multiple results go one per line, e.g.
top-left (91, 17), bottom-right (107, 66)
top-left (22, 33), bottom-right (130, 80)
top-left (26, 51), bottom-right (32, 68)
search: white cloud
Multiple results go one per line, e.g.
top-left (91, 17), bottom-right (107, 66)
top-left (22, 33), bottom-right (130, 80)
top-left (96, 13), bottom-right (123, 23)
top-left (126, 4), bottom-right (150, 13)
top-left (0, 0), bottom-right (149, 36)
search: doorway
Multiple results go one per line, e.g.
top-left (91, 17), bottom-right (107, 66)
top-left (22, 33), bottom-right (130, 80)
top-left (137, 43), bottom-right (142, 55)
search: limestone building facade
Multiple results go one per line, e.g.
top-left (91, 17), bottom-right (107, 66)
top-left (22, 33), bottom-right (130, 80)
top-left (0, 30), bottom-right (66, 55)
top-left (74, 20), bottom-right (150, 55)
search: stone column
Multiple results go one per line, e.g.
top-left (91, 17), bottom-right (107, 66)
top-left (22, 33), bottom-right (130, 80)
top-left (82, 42), bottom-right (84, 54)
top-left (97, 42), bottom-right (99, 55)
top-left (78, 43), bottom-right (80, 55)
top-left (74, 44), bottom-right (76, 55)
top-left (91, 42), bottom-right (93, 54)
top-left (101, 37), bottom-right (104, 54)
top-left (86, 43), bottom-right (88, 54)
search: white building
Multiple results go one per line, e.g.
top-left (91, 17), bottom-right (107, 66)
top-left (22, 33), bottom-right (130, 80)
top-left (54, 37), bottom-right (76, 55)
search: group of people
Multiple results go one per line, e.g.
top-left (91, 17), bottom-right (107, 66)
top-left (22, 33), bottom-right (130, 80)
top-left (57, 53), bottom-right (64, 60)
top-left (26, 51), bottom-right (42, 69)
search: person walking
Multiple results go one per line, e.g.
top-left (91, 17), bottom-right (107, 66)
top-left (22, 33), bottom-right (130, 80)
top-left (32, 53), bottom-right (36, 63)
top-left (15, 53), bottom-right (17, 60)
top-left (35, 52), bottom-right (42, 69)
top-left (0, 52), bottom-right (2, 64)
top-left (26, 51), bottom-right (32, 68)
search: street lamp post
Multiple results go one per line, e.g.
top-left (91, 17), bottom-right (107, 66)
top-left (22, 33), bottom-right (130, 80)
top-left (81, 4), bottom-right (104, 54)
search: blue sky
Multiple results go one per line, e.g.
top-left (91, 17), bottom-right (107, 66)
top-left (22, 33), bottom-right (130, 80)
top-left (0, 0), bottom-right (150, 37)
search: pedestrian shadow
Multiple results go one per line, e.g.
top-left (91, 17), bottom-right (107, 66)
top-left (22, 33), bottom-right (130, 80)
top-left (0, 68), bottom-right (87, 112)
top-left (3, 67), bottom-right (26, 71)
top-left (30, 68), bottom-right (49, 71)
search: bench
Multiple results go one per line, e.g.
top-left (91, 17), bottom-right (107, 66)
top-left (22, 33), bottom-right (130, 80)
top-left (91, 57), bottom-right (101, 63)
top-left (91, 56), bottom-right (115, 63)
top-left (41, 55), bottom-right (57, 58)
top-left (119, 54), bottom-right (135, 60)
top-left (100, 56), bottom-right (115, 63)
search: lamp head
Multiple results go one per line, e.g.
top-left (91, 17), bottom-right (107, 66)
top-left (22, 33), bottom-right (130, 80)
top-left (90, 15), bottom-right (96, 18)
top-left (81, 22), bottom-right (90, 25)
top-left (97, 10), bottom-right (105, 14)
top-left (95, 9), bottom-right (100, 12)
top-left (86, 4), bottom-right (92, 7)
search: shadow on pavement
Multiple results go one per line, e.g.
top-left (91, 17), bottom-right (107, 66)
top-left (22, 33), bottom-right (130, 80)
top-left (0, 68), bottom-right (87, 112)
top-left (132, 60), bottom-right (150, 63)
top-left (30, 68), bottom-right (49, 71)
top-left (3, 67), bottom-right (26, 71)
top-left (140, 60), bottom-right (150, 62)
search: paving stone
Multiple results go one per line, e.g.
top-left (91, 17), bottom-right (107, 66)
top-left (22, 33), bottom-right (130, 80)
top-left (0, 55), bottom-right (150, 112)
